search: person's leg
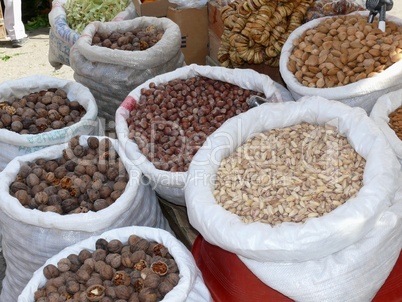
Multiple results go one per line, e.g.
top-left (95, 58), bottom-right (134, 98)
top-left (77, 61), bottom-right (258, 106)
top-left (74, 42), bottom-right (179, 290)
top-left (4, 0), bottom-right (27, 46)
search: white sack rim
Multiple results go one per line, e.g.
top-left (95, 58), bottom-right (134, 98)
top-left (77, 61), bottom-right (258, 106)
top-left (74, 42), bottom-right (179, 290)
top-left (279, 11), bottom-right (402, 100)
top-left (0, 75), bottom-right (98, 147)
top-left (0, 137), bottom-right (141, 232)
top-left (185, 96), bottom-right (400, 262)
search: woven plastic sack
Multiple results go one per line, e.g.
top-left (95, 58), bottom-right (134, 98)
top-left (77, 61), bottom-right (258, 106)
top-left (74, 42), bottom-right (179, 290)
top-left (279, 11), bottom-right (402, 114)
top-left (185, 96), bottom-right (400, 262)
top-left (18, 226), bottom-right (212, 302)
top-left (0, 75), bottom-right (99, 172)
top-left (69, 17), bottom-right (185, 123)
top-left (116, 64), bottom-right (294, 206)
top-left (0, 136), bottom-right (171, 301)
top-left (240, 177), bottom-right (402, 301)
top-left (370, 88), bottom-right (402, 166)
top-left (48, 0), bottom-right (137, 68)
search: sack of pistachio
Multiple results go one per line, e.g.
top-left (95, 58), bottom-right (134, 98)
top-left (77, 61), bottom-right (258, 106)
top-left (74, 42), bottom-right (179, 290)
top-left (370, 88), bottom-right (402, 166)
top-left (48, 0), bottom-right (136, 68)
top-left (116, 64), bottom-right (294, 206)
top-left (69, 17), bottom-right (185, 123)
top-left (280, 11), bottom-right (402, 114)
top-left (0, 135), bottom-right (171, 301)
top-left (185, 97), bottom-right (402, 301)
top-left (0, 75), bottom-right (99, 172)
top-left (18, 226), bottom-right (212, 302)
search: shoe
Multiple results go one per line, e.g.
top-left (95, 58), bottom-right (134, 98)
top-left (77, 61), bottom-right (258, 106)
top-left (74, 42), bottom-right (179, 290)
top-left (11, 37), bottom-right (29, 48)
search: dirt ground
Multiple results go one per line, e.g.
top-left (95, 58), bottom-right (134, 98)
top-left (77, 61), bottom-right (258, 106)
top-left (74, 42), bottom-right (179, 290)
top-left (0, 27), bottom-right (74, 82)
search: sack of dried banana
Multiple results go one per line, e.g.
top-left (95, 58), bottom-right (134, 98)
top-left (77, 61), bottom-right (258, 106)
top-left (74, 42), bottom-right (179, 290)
top-left (370, 88), bottom-right (402, 166)
top-left (185, 96), bottom-right (402, 301)
top-left (280, 11), bottom-right (402, 114)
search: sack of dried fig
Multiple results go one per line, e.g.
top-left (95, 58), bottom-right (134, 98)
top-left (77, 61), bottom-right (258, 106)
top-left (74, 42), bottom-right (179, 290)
top-left (116, 64), bottom-right (294, 206)
top-left (18, 226), bottom-right (212, 302)
top-left (370, 88), bottom-right (402, 167)
top-left (70, 16), bottom-right (185, 123)
top-left (0, 136), bottom-right (171, 301)
top-left (0, 75), bottom-right (100, 172)
top-left (185, 96), bottom-right (402, 301)
top-left (280, 11), bottom-right (402, 114)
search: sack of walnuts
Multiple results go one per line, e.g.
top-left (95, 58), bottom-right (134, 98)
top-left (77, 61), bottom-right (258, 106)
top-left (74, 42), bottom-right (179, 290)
top-left (0, 136), bottom-right (171, 301)
top-left (18, 226), bottom-right (212, 302)
top-left (279, 11), bottom-right (402, 114)
top-left (370, 88), bottom-right (402, 166)
top-left (48, 0), bottom-right (136, 68)
top-left (185, 96), bottom-right (402, 301)
top-left (69, 17), bottom-right (185, 123)
top-left (116, 64), bottom-right (294, 206)
top-left (0, 75), bottom-right (100, 172)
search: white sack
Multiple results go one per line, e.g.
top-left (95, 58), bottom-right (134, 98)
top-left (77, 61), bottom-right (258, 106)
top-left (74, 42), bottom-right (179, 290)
top-left (0, 75), bottom-right (99, 172)
top-left (240, 177), bottom-right (402, 302)
top-left (0, 136), bottom-right (171, 301)
top-left (116, 64), bottom-right (295, 206)
top-left (70, 17), bottom-right (185, 123)
top-left (18, 226), bottom-right (212, 302)
top-left (48, 0), bottom-right (137, 68)
top-left (370, 88), bottom-right (402, 166)
top-left (185, 96), bottom-right (400, 262)
top-left (279, 11), bottom-right (402, 114)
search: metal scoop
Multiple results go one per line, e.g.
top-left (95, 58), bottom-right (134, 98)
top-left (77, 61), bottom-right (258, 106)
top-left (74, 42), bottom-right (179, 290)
top-left (366, 0), bottom-right (394, 32)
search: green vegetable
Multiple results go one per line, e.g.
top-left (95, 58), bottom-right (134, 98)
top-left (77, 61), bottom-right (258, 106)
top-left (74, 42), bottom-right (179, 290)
top-left (25, 14), bottom-right (51, 31)
top-left (64, 0), bottom-right (130, 33)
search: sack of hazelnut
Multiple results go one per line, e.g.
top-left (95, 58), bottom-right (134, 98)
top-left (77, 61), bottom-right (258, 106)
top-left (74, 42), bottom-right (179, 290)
top-left (18, 226), bottom-right (212, 302)
top-left (69, 16), bottom-right (186, 123)
top-left (185, 96), bottom-right (402, 301)
top-left (0, 75), bottom-right (100, 172)
top-left (279, 11), bottom-right (402, 114)
top-left (370, 88), bottom-right (402, 167)
top-left (116, 64), bottom-right (295, 206)
top-left (48, 0), bottom-right (137, 68)
top-left (0, 135), bottom-right (172, 301)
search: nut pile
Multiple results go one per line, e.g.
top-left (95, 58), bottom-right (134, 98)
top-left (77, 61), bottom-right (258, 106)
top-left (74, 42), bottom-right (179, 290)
top-left (126, 76), bottom-right (264, 172)
top-left (9, 136), bottom-right (128, 214)
top-left (389, 105), bottom-right (402, 140)
top-left (0, 88), bottom-right (86, 134)
top-left (92, 26), bottom-right (164, 51)
top-left (218, 0), bottom-right (313, 67)
top-left (34, 235), bottom-right (180, 301)
top-left (287, 14), bottom-right (402, 88)
top-left (213, 123), bottom-right (366, 225)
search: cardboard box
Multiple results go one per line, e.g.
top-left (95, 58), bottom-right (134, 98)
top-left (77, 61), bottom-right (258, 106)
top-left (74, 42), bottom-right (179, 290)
top-left (132, 0), bottom-right (175, 17)
top-left (167, 6), bottom-right (208, 65)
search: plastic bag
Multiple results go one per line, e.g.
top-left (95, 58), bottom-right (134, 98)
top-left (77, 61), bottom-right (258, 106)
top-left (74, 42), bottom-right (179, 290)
top-left (69, 17), bottom-right (185, 123)
top-left (370, 88), bottom-right (402, 166)
top-left (240, 178), bottom-right (402, 301)
top-left (169, 0), bottom-right (207, 9)
top-left (48, 0), bottom-right (137, 68)
top-left (185, 96), bottom-right (400, 262)
top-left (279, 11), bottom-right (402, 114)
top-left (0, 75), bottom-right (100, 172)
top-left (18, 226), bottom-right (212, 302)
top-left (116, 64), bottom-right (295, 206)
top-left (0, 136), bottom-right (171, 301)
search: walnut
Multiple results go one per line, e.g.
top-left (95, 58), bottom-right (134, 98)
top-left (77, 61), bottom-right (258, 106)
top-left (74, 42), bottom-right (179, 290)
top-left (99, 264), bottom-right (114, 281)
top-left (86, 284), bottom-right (105, 302)
top-left (107, 239), bottom-right (123, 254)
top-left (150, 261), bottom-right (168, 276)
top-left (157, 281), bottom-right (174, 297)
top-left (115, 284), bottom-right (132, 300)
top-left (138, 288), bottom-right (158, 302)
top-left (43, 264), bottom-right (60, 279)
top-left (113, 270), bottom-right (131, 286)
top-left (95, 238), bottom-right (109, 251)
